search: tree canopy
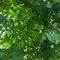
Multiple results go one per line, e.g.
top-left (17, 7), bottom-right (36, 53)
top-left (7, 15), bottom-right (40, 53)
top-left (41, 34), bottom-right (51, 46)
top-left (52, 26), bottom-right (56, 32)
top-left (0, 0), bottom-right (60, 60)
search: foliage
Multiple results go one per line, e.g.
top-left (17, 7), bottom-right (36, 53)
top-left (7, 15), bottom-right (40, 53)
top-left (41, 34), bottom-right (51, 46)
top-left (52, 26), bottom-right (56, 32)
top-left (0, 0), bottom-right (60, 60)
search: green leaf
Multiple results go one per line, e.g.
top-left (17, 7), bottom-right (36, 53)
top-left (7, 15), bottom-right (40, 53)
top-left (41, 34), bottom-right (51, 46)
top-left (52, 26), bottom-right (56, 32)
top-left (46, 32), bottom-right (60, 44)
top-left (46, 2), bottom-right (53, 8)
